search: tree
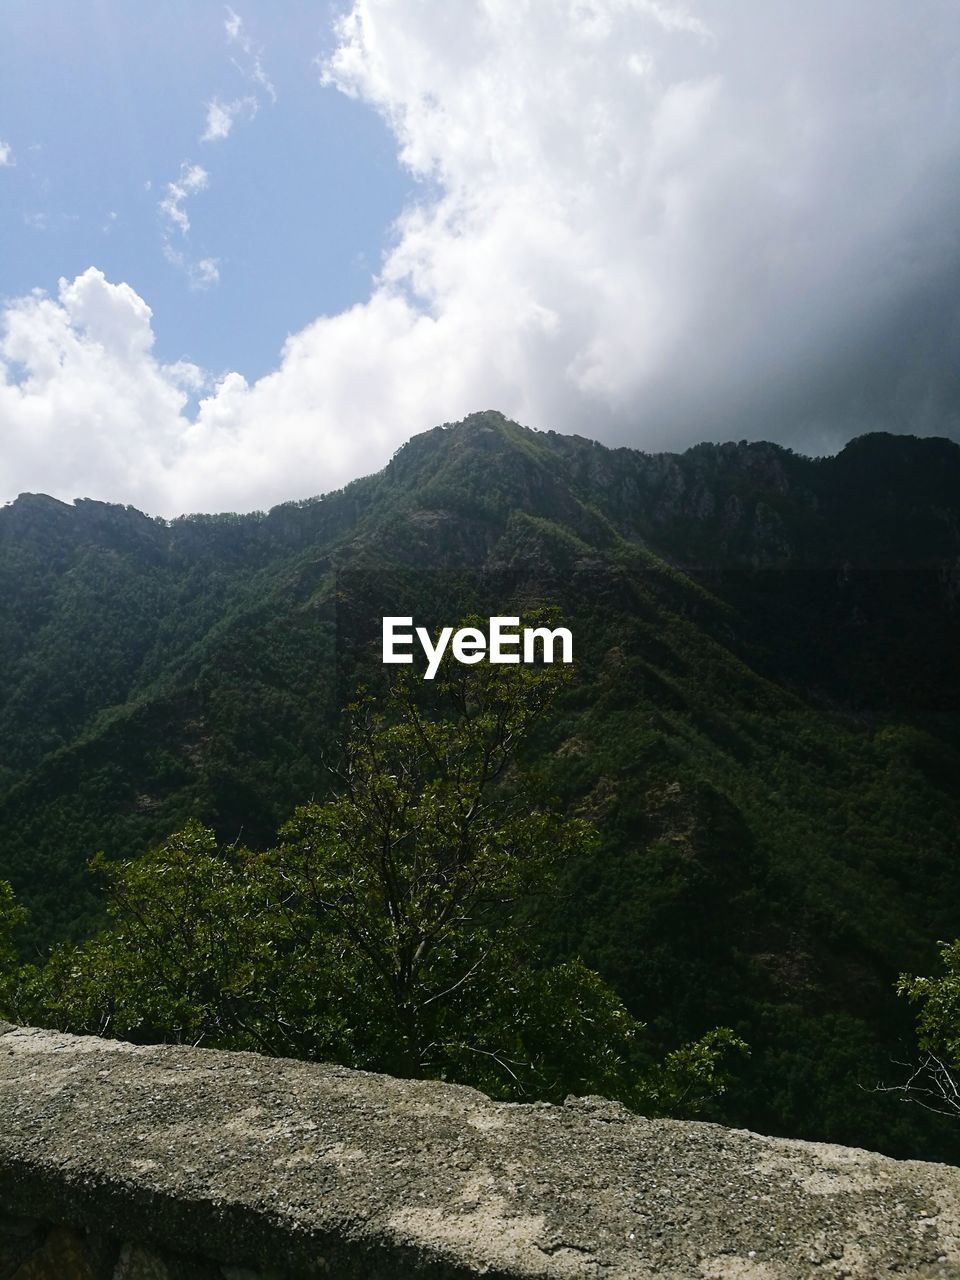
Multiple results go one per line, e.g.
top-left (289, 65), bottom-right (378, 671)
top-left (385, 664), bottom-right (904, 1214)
top-left (272, 655), bottom-right (591, 1078)
top-left (31, 647), bottom-right (745, 1111)
top-left (30, 824), bottom-right (296, 1054)
top-left (881, 942), bottom-right (960, 1119)
top-left (0, 880), bottom-right (27, 1020)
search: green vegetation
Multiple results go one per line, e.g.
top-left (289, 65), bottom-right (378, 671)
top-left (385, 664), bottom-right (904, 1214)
top-left (13, 657), bottom-right (743, 1114)
top-left (0, 413), bottom-right (958, 1160)
top-left (888, 943), bottom-right (960, 1120)
top-left (901, 943), bottom-right (960, 1069)
top-left (0, 880), bottom-right (26, 1017)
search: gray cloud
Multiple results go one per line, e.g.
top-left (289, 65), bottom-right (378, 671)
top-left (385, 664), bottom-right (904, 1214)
top-left (609, 0), bottom-right (960, 451)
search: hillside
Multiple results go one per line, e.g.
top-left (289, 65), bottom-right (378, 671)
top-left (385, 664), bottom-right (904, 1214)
top-left (1, 410), bottom-right (958, 1162)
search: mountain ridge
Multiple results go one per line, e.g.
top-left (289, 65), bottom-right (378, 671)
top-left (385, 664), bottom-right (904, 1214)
top-left (1, 410), bottom-right (958, 1162)
top-left (6, 412), bottom-right (959, 567)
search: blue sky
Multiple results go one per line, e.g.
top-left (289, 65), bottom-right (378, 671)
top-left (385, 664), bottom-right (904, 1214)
top-left (1, 2), bottom-right (958, 515)
top-left (0, 1), bottom-right (412, 381)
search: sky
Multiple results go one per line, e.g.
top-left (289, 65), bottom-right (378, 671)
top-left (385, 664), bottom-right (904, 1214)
top-left (1, 1), bottom-right (959, 516)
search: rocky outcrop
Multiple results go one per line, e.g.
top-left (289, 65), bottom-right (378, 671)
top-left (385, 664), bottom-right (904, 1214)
top-left (2, 1024), bottom-right (960, 1279)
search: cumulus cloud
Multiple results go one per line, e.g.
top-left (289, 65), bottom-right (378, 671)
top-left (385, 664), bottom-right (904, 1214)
top-left (201, 95), bottom-right (259, 143)
top-left (314, 0), bottom-right (960, 453)
top-left (0, 269), bottom-right (413, 513)
top-left (3, 0), bottom-right (960, 514)
top-left (0, 140), bottom-right (13, 167)
top-left (0, 270), bottom-right (204, 511)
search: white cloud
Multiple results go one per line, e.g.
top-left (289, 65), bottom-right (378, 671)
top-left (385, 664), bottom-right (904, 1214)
top-left (0, 140), bottom-right (13, 167)
top-left (201, 95), bottom-right (258, 143)
top-left (162, 245), bottom-right (221, 291)
top-left (192, 258), bottom-right (221, 289)
top-left (0, 271), bottom-right (201, 511)
top-left (224, 7), bottom-right (243, 43)
top-left (0, 269), bottom-right (422, 513)
top-left (158, 163), bottom-right (219, 290)
top-left (311, 0), bottom-right (960, 452)
top-left (2, 1), bottom-right (960, 515)
top-left (158, 163), bottom-right (209, 237)
top-left (224, 7), bottom-right (276, 103)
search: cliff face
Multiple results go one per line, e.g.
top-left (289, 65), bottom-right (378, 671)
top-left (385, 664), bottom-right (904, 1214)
top-left (2, 1023), bottom-right (960, 1280)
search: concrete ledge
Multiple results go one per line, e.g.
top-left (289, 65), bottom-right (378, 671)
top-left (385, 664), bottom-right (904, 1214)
top-left (2, 1023), bottom-right (960, 1279)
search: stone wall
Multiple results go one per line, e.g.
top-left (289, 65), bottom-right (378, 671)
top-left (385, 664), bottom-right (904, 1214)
top-left (0, 1218), bottom-right (238, 1280)
top-left (2, 1023), bottom-right (960, 1280)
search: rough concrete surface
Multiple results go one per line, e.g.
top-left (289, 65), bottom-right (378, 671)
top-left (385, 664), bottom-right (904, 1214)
top-left (2, 1023), bottom-right (960, 1279)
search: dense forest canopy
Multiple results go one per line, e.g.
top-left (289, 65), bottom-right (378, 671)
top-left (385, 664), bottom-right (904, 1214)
top-left (1, 411), bottom-right (958, 1162)
top-left (6, 657), bottom-right (744, 1116)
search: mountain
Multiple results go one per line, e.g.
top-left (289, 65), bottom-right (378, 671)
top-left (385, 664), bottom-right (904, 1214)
top-left (2, 410), bottom-right (959, 1161)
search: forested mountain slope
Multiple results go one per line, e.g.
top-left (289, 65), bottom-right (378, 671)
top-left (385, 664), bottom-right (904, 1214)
top-left (1, 410), bottom-right (958, 1161)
